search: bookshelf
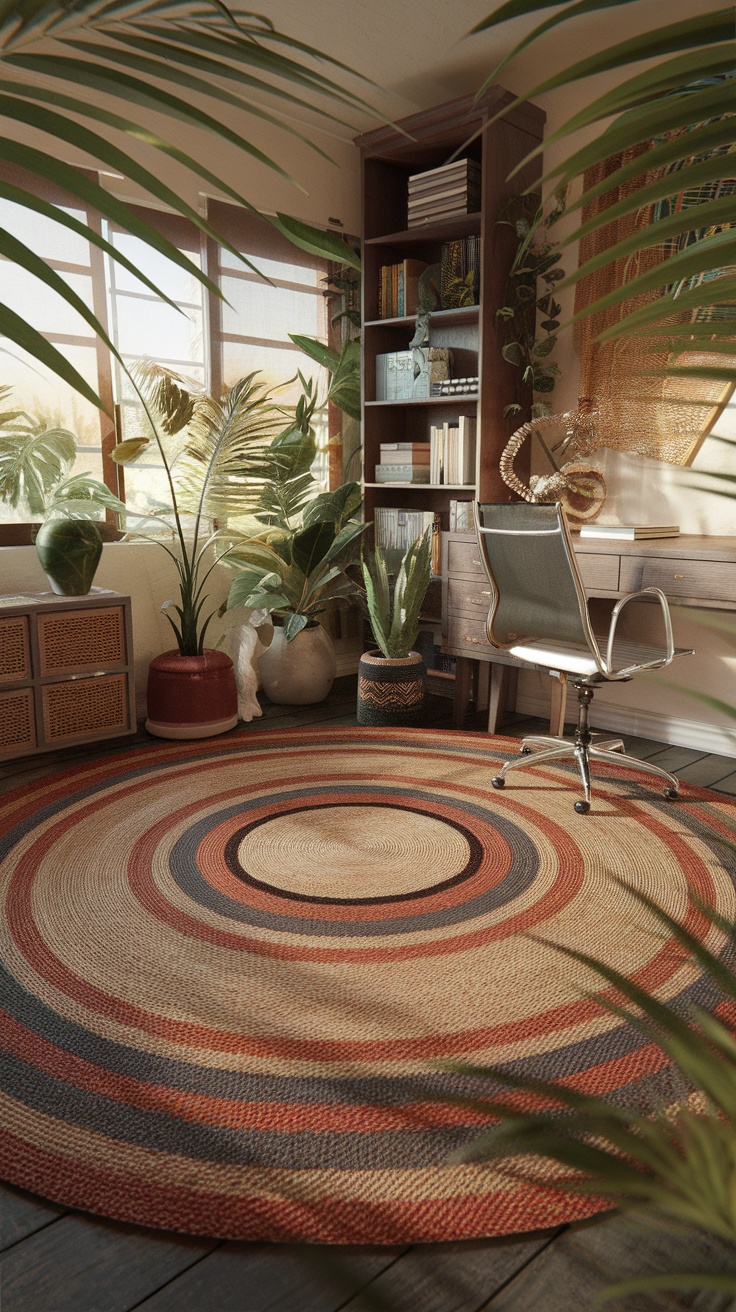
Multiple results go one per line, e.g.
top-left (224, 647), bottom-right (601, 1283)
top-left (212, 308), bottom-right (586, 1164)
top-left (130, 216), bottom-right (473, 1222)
top-left (354, 91), bottom-right (545, 697)
top-left (355, 89), bottom-right (546, 547)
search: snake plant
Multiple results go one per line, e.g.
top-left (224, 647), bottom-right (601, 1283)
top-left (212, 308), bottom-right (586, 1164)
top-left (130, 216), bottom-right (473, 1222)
top-left (362, 529), bottom-right (432, 660)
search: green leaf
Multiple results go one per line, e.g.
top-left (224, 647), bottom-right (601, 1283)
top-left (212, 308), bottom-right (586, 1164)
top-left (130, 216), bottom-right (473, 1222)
top-left (283, 611), bottom-right (310, 641)
top-left (0, 304), bottom-right (104, 410)
top-left (111, 438), bottom-right (150, 464)
top-left (272, 215), bottom-right (362, 269)
top-left (291, 520), bottom-right (336, 576)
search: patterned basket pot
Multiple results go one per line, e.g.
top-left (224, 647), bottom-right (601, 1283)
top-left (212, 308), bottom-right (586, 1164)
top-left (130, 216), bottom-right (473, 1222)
top-left (357, 649), bottom-right (427, 727)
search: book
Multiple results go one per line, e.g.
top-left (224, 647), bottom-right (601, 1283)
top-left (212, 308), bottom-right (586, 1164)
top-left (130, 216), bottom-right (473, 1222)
top-left (375, 464), bottom-right (431, 483)
top-left (408, 159), bottom-right (480, 189)
top-left (578, 525), bottom-right (680, 539)
top-left (379, 446), bottom-right (431, 465)
top-left (379, 442), bottom-right (430, 452)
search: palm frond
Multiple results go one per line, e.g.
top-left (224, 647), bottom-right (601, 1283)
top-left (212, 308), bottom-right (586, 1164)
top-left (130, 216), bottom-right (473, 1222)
top-left (0, 0), bottom-right (371, 398)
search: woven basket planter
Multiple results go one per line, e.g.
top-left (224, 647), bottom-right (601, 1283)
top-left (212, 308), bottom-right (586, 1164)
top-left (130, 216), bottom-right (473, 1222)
top-left (357, 649), bottom-right (427, 727)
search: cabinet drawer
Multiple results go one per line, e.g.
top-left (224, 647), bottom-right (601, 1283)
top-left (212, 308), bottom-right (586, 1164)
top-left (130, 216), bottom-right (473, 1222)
top-left (619, 556), bottom-right (736, 603)
top-left (446, 539), bottom-right (486, 579)
top-left (0, 686), bottom-right (36, 757)
top-left (41, 673), bottom-right (131, 745)
top-left (576, 552), bottom-right (620, 592)
top-left (447, 576), bottom-right (493, 616)
top-left (0, 615), bottom-right (31, 684)
top-left (445, 612), bottom-right (493, 656)
top-left (37, 605), bottom-right (127, 676)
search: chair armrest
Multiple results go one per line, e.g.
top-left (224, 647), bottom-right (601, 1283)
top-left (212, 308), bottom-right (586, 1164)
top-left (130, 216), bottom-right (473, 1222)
top-left (604, 587), bottom-right (674, 676)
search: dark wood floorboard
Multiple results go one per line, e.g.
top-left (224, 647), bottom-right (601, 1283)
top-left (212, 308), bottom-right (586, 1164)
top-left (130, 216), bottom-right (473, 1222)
top-left (485, 1214), bottom-right (736, 1311)
top-left (1, 679), bottom-right (735, 1312)
top-left (133, 1243), bottom-right (405, 1312)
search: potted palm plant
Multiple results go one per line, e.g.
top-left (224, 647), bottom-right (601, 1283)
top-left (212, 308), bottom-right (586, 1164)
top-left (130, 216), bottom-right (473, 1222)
top-left (113, 361), bottom-right (290, 738)
top-left (358, 528), bottom-right (432, 726)
top-left (225, 480), bottom-right (368, 705)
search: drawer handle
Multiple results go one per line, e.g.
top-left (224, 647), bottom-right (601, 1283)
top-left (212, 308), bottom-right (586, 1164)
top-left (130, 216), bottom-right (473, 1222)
top-left (464, 635), bottom-right (482, 644)
top-left (481, 590), bottom-right (491, 597)
top-left (472, 557), bottom-right (482, 566)
top-left (674, 573), bottom-right (684, 579)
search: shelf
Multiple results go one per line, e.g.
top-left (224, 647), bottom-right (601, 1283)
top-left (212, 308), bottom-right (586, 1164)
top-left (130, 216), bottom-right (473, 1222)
top-left (364, 483), bottom-right (475, 491)
top-left (365, 213), bottom-right (482, 245)
top-left (365, 396), bottom-right (478, 408)
top-left (365, 306), bottom-right (480, 329)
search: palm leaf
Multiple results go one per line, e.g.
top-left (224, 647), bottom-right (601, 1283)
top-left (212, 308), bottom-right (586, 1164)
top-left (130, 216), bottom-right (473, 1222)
top-left (0, 0), bottom-right (373, 400)
top-left (0, 418), bottom-right (75, 514)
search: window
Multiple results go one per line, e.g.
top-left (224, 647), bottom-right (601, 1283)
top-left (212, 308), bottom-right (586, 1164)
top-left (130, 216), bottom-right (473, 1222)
top-left (0, 171), bottom-right (334, 541)
top-left (206, 200), bottom-right (331, 487)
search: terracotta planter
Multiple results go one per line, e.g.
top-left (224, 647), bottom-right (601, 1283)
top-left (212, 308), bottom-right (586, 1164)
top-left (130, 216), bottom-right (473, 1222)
top-left (357, 650), bottom-right (427, 726)
top-left (258, 623), bottom-right (336, 705)
top-left (146, 649), bottom-right (238, 739)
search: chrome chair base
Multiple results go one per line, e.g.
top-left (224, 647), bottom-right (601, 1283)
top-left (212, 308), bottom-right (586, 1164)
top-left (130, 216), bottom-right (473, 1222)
top-left (491, 685), bottom-right (680, 813)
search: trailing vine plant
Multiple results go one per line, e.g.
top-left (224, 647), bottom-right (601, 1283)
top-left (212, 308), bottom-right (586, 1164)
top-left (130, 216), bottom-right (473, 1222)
top-left (496, 196), bottom-right (566, 424)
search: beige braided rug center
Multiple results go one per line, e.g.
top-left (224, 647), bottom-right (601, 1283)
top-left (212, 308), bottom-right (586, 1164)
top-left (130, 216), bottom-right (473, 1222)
top-left (1, 725), bottom-right (734, 1243)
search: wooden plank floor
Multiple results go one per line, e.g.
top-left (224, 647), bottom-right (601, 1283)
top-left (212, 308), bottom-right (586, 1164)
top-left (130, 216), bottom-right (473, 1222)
top-left (2, 676), bottom-right (735, 1312)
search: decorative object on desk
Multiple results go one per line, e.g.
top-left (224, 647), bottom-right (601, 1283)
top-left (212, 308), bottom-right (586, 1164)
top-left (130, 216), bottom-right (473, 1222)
top-left (358, 528), bottom-right (432, 726)
top-left (496, 197), bottom-right (566, 423)
top-left (499, 409), bottom-right (606, 524)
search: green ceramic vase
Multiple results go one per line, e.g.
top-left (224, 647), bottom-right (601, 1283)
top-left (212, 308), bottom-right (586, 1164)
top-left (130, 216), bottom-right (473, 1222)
top-left (35, 518), bottom-right (103, 596)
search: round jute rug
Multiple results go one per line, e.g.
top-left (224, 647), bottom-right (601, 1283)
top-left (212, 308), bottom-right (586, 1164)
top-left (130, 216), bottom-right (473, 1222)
top-left (1, 726), bottom-right (735, 1244)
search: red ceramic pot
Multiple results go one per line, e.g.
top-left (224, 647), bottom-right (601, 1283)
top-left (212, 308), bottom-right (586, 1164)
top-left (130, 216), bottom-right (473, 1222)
top-left (146, 649), bottom-right (238, 739)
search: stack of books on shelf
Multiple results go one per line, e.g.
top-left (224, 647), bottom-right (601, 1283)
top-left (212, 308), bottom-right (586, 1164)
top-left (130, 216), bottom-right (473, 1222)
top-left (429, 416), bottom-right (476, 485)
top-left (377, 258), bottom-right (427, 319)
top-left (375, 442), bottom-right (431, 484)
top-left (440, 236), bottom-right (480, 308)
top-left (407, 159), bottom-right (481, 229)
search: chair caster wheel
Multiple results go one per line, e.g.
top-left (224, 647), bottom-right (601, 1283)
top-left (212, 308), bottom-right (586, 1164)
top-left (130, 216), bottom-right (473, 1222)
top-left (574, 800), bottom-right (590, 814)
top-left (663, 786), bottom-right (679, 800)
top-left (520, 746), bottom-right (532, 755)
top-left (492, 776), bottom-right (506, 789)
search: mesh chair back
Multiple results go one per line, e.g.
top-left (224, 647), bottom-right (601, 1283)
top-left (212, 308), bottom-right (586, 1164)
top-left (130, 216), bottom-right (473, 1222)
top-left (475, 502), bottom-right (595, 650)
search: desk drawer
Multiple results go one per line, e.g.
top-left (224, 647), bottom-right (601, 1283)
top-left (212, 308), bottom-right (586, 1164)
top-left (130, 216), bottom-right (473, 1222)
top-left (619, 556), bottom-right (736, 603)
top-left (577, 552), bottom-right (620, 592)
top-left (446, 539), bottom-right (485, 579)
top-left (447, 577), bottom-right (493, 616)
top-left (445, 612), bottom-right (493, 656)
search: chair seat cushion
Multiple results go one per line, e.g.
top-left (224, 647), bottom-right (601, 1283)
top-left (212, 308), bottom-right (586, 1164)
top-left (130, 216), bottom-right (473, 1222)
top-left (509, 638), bottom-right (685, 678)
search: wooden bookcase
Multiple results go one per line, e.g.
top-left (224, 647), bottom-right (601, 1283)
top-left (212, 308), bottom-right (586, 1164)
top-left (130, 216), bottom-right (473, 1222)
top-left (355, 89), bottom-right (546, 543)
top-left (355, 90), bottom-right (545, 695)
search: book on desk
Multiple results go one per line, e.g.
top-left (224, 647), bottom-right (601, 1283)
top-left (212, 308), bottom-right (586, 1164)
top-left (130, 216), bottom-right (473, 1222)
top-left (579, 524), bottom-right (680, 540)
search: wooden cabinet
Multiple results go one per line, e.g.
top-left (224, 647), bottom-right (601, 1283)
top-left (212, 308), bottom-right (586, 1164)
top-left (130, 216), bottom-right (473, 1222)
top-left (0, 588), bottom-right (136, 760)
top-left (354, 90), bottom-right (546, 547)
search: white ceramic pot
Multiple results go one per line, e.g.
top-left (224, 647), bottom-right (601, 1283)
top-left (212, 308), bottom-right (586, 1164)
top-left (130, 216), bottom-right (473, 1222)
top-left (258, 622), bottom-right (337, 705)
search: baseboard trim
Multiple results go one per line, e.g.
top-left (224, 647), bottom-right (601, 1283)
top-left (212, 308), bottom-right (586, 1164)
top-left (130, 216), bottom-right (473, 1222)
top-left (514, 692), bottom-right (736, 758)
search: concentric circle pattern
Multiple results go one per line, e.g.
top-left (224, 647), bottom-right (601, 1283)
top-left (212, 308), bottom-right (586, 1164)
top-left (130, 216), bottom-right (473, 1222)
top-left (1, 726), bottom-right (734, 1243)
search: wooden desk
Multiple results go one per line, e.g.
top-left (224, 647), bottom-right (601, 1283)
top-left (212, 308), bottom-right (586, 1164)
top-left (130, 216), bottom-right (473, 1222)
top-left (442, 532), bottom-right (736, 732)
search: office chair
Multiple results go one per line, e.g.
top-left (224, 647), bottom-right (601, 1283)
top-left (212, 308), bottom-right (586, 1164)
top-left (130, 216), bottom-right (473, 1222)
top-left (475, 502), bottom-right (694, 813)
